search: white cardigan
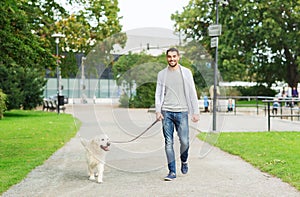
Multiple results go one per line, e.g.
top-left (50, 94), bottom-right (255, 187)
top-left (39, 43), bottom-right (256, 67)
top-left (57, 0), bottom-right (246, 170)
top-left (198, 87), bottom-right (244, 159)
top-left (155, 65), bottom-right (199, 115)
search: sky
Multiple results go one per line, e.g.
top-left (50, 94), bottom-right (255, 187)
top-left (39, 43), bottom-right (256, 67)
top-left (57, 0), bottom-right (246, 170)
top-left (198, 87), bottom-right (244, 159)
top-left (118, 0), bottom-right (190, 31)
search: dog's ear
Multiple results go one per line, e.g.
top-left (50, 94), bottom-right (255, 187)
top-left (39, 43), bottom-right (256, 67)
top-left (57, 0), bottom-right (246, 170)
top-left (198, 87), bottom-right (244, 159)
top-left (81, 138), bottom-right (88, 147)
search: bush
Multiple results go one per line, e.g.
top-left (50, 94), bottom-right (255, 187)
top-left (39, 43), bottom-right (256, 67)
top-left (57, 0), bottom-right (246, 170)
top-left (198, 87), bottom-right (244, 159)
top-left (223, 87), bottom-right (242, 97)
top-left (119, 93), bottom-right (130, 107)
top-left (130, 83), bottom-right (155, 108)
top-left (0, 89), bottom-right (7, 119)
top-left (237, 85), bottom-right (276, 97)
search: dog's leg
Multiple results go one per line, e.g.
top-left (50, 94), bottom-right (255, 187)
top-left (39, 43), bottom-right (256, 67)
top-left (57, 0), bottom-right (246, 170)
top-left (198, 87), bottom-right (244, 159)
top-left (88, 164), bottom-right (96, 181)
top-left (96, 162), bottom-right (105, 183)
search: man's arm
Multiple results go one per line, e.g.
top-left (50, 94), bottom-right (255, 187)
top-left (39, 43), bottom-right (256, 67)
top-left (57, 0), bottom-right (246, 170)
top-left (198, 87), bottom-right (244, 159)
top-left (156, 112), bottom-right (164, 121)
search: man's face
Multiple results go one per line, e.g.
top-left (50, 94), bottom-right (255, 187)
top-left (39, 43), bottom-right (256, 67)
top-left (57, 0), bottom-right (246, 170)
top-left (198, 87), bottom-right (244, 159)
top-left (167, 51), bottom-right (180, 67)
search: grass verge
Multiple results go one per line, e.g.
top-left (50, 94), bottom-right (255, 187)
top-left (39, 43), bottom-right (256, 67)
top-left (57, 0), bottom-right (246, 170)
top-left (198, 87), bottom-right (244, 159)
top-left (0, 110), bottom-right (80, 194)
top-left (198, 132), bottom-right (300, 191)
top-left (235, 100), bottom-right (264, 107)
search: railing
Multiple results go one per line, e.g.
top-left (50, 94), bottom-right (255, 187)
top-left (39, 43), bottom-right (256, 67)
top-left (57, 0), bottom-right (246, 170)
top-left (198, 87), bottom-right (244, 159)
top-left (262, 99), bottom-right (300, 131)
top-left (200, 96), bottom-right (273, 115)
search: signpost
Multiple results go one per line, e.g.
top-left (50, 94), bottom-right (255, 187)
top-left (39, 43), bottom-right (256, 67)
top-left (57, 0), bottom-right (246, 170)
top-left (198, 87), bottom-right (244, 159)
top-left (208, 24), bottom-right (222, 37)
top-left (210, 37), bottom-right (218, 48)
top-left (209, 2), bottom-right (222, 132)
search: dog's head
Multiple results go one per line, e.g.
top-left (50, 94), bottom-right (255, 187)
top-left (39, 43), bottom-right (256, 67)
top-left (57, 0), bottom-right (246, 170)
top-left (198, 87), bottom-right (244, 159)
top-left (91, 134), bottom-right (111, 152)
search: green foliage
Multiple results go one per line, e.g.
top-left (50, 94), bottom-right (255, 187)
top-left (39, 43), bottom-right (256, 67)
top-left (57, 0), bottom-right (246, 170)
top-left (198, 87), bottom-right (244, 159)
top-left (60, 52), bottom-right (78, 78)
top-left (172, 0), bottom-right (300, 87)
top-left (178, 41), bottom-right (215, 97)
top-left (113, 53), bottom-right (164, 108)
top-left (119, 93), bottom-right (130, 107)
top-left (198, 132), bottom-right (300, 190)
top-left (0, 89), bottom-right (7, 119)
top-left (55, 0), bottom-right (123, 55)
top-left (130, 83), bottom-right (156, 108)
top-left (1, 0), bottom-right (124, 109)
top-left (0, 0), bottom-right (55, 110)
top-left (113, 51), bottom-right (209, 108)
top-left (0, 65), bottom-right (47, 110)
top-left (223, 87), bottom-right (241, 97)
top-left (237, 85), bottom-right (276, 97)
top-left (0, 110), bottom-right (80, 194)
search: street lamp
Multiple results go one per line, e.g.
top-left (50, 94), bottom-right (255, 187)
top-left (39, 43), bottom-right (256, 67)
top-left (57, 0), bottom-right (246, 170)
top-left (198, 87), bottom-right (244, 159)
top-left (52, 33), bottom-right (65, 114)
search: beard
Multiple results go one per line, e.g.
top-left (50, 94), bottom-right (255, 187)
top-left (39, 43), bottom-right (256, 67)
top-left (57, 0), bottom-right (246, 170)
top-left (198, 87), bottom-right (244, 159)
top-left (168, 61), bottom-right (177, 67)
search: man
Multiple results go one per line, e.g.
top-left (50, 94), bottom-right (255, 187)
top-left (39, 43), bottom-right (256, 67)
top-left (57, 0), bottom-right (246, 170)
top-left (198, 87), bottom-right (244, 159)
top-left (155, 48), bottom-right (200, 181)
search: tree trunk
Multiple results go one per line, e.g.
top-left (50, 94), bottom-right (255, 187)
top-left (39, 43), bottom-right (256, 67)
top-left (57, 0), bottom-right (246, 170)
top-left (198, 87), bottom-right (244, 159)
top-left (284, 46), bottom-right (299, 89)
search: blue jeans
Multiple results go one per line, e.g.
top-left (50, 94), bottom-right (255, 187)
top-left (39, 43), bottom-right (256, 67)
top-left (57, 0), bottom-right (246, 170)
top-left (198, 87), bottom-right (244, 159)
top-left (162, 111), bottom-right (189, 174)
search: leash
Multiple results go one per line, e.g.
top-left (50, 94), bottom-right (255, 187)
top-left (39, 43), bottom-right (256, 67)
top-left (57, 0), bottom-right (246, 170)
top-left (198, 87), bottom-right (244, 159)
top-left (110, 119), bottom-right (159, 144)
top-left (189, 125), bottom-right (202, 133)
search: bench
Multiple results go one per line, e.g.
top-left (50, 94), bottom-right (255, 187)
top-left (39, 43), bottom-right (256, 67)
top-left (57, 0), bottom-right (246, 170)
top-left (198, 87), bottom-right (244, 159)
top-left (42, 99), bottom-right (65, 112)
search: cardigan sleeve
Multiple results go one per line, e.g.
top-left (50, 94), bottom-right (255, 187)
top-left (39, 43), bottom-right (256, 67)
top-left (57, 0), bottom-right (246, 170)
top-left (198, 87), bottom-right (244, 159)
top-left (183, 67), bottom-right (200, 115)
top-left (155, 70), bottom-right (164, 113)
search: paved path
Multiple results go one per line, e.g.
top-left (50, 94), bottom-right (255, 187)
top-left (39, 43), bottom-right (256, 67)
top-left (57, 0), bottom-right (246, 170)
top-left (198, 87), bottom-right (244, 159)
top-left (2, 104), bottom-right (300, 197)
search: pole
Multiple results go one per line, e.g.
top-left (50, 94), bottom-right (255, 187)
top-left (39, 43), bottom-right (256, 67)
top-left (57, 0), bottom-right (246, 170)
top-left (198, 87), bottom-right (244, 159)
top-left (56, 41), bottom-right (60, 114)
top-left (52, 33), bottom-right (65, 113)
top-left (212, 0), bottom-right (219, 131)
top-left (267, 102), bottom-right (270, 131)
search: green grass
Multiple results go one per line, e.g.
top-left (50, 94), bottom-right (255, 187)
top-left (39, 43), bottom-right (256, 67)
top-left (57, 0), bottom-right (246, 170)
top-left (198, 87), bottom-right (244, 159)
top-left (235, 100), bottom-right (264, 106)
top-left (198, 132), bottom-right (300, 191)
top-left (0, 110), bottom-right (80, 194)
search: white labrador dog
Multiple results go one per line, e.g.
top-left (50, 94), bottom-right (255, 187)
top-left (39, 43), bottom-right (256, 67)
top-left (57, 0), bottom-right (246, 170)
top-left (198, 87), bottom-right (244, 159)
top-left (81, 134), bottom-right (110, 183)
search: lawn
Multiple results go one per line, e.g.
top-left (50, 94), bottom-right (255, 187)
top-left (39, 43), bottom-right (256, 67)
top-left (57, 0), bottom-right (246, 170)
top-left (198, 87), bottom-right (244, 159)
top-left (235, 99), bottom-right (264, 107)
top-left (198, 132), bottom-right (300, 191)
top-left (0, 110), bottom-right (80, 194)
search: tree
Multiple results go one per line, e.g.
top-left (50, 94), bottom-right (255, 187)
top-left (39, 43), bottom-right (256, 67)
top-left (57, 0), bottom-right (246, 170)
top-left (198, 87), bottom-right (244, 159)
top-left (112, 51), bottom-right (205, 108)
top-left (0, 0), bottom-right (54, 110)
top-left (172, 0), bottom-right (300, 89)
top-left (54, 0), bottom-right (124, 78)
top-left (0, 0), bottom-right (124, 110)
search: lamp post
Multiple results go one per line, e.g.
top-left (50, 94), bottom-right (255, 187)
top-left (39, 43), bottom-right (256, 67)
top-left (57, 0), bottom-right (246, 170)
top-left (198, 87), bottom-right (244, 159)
top-left (52, 33), bottom-right (65, 114)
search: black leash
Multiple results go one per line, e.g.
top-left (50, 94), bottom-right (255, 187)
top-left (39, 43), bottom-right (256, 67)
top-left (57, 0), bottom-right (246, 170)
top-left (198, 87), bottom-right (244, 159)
top-left (110, 119), bottom-right (159, 144)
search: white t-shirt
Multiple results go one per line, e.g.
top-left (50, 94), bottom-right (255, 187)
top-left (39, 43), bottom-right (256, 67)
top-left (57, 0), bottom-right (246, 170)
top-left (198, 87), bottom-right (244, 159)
top-left (162, 68), bottom-right (188, 112)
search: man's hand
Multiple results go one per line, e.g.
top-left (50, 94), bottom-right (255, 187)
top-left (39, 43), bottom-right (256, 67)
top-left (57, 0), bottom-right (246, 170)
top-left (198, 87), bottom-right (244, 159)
top-left (156, 112), bottom-right (164, 121)
top-left (191, 114), bottom-right (199, 122)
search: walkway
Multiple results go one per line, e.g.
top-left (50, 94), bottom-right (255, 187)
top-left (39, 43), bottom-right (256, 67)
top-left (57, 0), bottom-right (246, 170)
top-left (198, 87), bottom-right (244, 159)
top-left (2, 104), bottom-right (300, 197)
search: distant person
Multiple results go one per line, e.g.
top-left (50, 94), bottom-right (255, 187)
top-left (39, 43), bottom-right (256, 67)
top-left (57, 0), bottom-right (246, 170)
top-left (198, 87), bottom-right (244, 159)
top-left (281, 87), bottom-right (285, 98)
top-left (204, 96), bottom-right (209, 112)
top-left (281, 88), bottom-right (288, 106)
top-left (209, 85), bottom-right (220, 100)
top-left (227, 98), bottom-right (234, 112)
top-left (287, 86), bottom-right (292, 98)
top-left (286, 86), bottom-right (292, 107)
top-left (292, 87), bottom-right (298, 106)
top-left (272, 99), bottom-right (280, 115)
top-left (155, 48), bottom-right (199, 181)
top-left (292, 87), bottom-right (298, 98)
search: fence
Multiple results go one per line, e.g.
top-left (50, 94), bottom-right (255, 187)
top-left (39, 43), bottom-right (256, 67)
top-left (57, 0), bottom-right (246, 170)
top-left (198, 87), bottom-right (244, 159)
top-left (262, 99), bottom-right (300, 131)
top-left (200, 96), bottom-right (273, 115)
top-left (44, 78), bottom-right (120, 100)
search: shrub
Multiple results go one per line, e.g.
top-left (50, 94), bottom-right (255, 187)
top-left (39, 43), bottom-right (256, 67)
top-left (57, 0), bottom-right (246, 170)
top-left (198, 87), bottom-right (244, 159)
top-left (0, 89), bottom-right (7, 119)
top-left (223, 87), bottom-right (242, 97)
top-left (237, 85), bottom-right (276, 97)
top-left (130, 83), bottom-right (155, 108)
top-left (119, 93), bottom-right (130, 107)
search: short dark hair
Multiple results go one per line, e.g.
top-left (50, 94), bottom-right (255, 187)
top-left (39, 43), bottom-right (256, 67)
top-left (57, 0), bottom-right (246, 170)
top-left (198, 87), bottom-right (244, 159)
top-left (166, 48), bottom-right (179, 56)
